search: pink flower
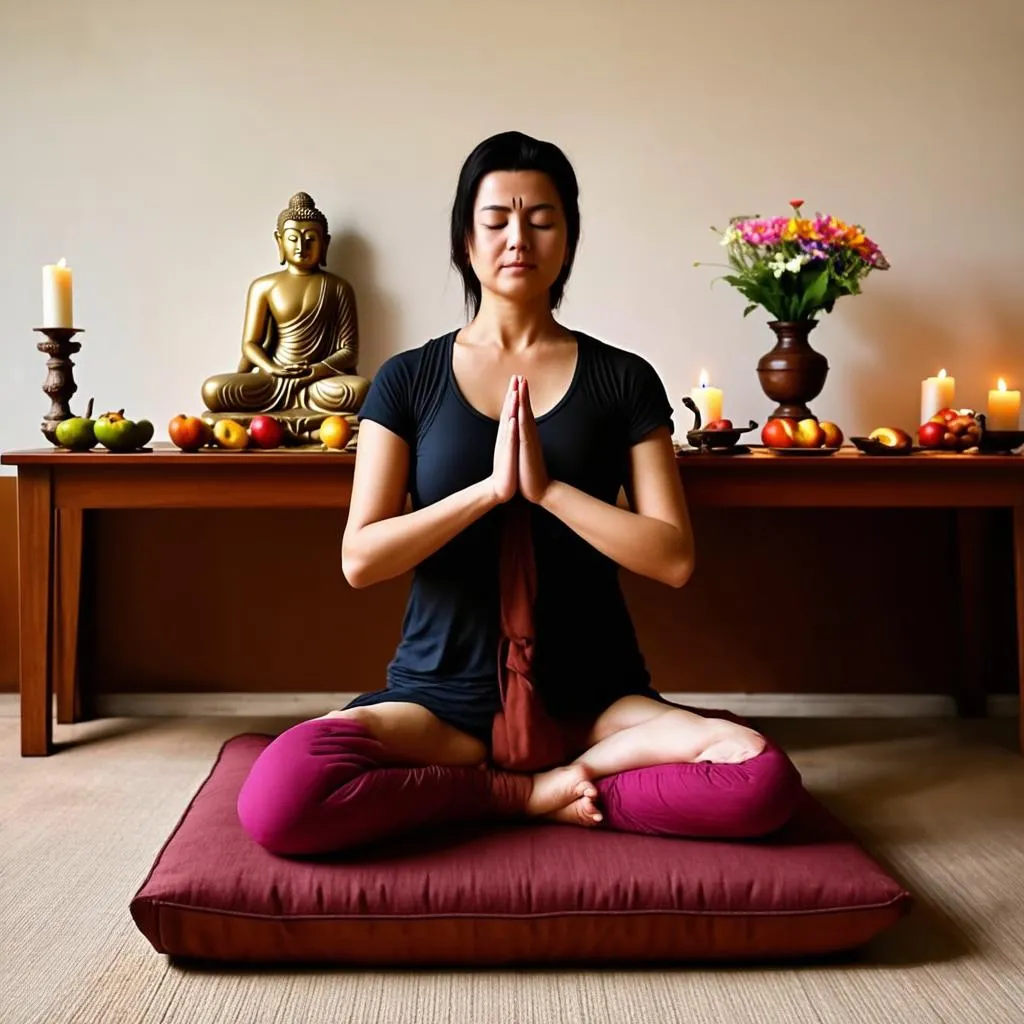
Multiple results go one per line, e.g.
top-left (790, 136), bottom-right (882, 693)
top-left (736, 217), bottom-right (787, 246)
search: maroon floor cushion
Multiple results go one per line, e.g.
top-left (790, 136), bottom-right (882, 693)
top-left (130, 734), bottom-right (911, 965)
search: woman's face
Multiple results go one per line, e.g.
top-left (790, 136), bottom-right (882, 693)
top-left (467, 170), bottom-right (568, 308)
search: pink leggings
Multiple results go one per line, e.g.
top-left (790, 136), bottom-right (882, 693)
top-left (237, 718), bottom-right (803, 856)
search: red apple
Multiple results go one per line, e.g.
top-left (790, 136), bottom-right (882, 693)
top-left (761, 418), bottom-right (798, 448)
top-left (168, 414), bottom-right (212, 452)
top-left (794, 418), bottom-right (826, 448)
top-left (819, 421), bottom-right (844, 448)
top-left (704, 418), bottom-right (734, 431)
top-left (248, 414), bottom-right (285, 449)
top-left (929, 408), bottom-right (960, 425)
top-left (917, 420), bottom-right (945, 449)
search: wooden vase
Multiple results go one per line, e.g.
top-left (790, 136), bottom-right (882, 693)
top-left (756, 321), bottom-right (829, 421)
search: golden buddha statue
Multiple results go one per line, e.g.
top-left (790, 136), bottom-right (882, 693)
top-left (201, 192), bottom-right (370, 443)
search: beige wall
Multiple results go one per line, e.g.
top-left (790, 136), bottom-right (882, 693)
top-left (1, 0), bottom-right (1022, 460)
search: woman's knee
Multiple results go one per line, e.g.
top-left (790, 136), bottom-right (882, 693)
top-left (599, 743), bottom-right (803, 840)
top-left (236, 717), bottom-right (379, 855)
top-left (719, 747), bottom-right (803, 837)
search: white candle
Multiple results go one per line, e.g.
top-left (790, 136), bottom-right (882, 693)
top-left (42, 258), bottom-right (74, 328)
top-left (920, 368), bottom-right (955, 426)
top-left (987, 378), bottom-right (1020, 431)
top-left (690, 369), bottom-right (723, 427)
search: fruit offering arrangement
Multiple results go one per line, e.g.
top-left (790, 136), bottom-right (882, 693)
top-left (167, 414), bottom-right (353, 452)
top-left (54, 400), bottom-right (155, 452)
top-left (850, 409), bottom-right (984, 455)
top-left (760, 417), bottom-right (844, 450)
top-left (916, 408), bottom-right (982, 452)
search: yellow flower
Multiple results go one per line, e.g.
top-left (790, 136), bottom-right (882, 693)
top-left (783, 218), bottom-right (820, 242)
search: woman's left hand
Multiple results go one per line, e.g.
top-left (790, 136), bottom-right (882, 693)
top-left (517, 376), bottom-right (551, 504)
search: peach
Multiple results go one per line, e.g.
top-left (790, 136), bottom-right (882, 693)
top-left (794, 418), bottom-right (826, 448)
top-left (761, 418), bottom-right (798, 448)
top-left (168, 414), bottom-right (212, 452)
top-left (320, 415), bottom-right (353, 450)
top-left (819, 421), bottom-right (844, 448)
top-left (213, 419), bottom-right (249, 450)
top-left (868, 426), bottom-right (913, 450)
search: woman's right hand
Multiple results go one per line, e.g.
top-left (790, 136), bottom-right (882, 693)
top-left (490, 376), bottom-right (519, 504)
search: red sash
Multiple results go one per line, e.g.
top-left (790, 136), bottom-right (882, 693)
top-left (490, 501), bottom-right (573, 772)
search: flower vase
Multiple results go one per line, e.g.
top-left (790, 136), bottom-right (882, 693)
top-left (756, 321), bottom-right (829, 421)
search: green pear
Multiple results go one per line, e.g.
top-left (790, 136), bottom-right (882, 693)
top-left (54, 397), bottom-right (97, 451)
top-left (55, 415), bottom-right (97, 451)
top-left (133, 419), bottom-right (154, 448)
top-left (95, 409), bottom-right (152, 451)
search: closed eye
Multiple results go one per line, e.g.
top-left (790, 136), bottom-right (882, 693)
top-left (483, 222), bottom-right (555, 231)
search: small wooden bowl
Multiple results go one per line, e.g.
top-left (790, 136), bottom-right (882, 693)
top-left (977, 429), bottom-right (1024, 454)
top-left (681, 397), bottom-right (758, 451)
top-left (850, 436), bottom-right (915, 456)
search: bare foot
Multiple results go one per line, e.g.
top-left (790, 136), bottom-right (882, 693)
top-left (695, 722), bottom-right (767, 764)
top-left (526, 764), bottom-right (599, 818)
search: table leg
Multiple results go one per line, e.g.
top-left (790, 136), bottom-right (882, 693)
top-left (954, 510), bottom-right (987, 718)
top-left (54, 508), bottom-right (84, 725)
top-left (1014, 505), bottom-right (1024, 755)
top-left (17, 467), bottom-right (54, 756)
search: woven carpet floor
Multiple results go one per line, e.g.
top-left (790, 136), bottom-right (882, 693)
top-left (2, 712), bottom-right (1023, 1024)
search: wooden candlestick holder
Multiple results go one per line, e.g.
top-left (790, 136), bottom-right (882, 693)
top-left (34, 327), bottom-right (83, 445)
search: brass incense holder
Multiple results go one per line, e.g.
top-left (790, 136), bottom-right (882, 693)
top-left (681, 396), bottom-right (758, 452)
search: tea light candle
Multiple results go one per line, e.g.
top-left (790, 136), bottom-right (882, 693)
top-left (690, 369), bottom-right (723, 427)
top-left (42, 258), bottom-right (74, 328)
top-left (987, 378), bottom-right (1020, 431)
top-left (920, 368), bottom-right (955, 426)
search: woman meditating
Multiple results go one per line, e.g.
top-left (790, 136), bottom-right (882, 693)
top-left (238, 131), bottom-right (802, 856)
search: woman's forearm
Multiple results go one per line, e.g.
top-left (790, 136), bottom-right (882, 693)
top-left (342, 480), bottom-right (499, 588)
top-left (539, 480), bottom-right (693, 587)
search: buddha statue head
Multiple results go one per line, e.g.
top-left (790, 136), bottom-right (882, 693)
top-left (275, 192), bottom-right (330, 272)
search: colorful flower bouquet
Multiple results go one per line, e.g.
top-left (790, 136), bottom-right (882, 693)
top-left (701, 200), bottom-right (889, 322)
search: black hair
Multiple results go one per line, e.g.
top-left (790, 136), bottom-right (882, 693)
top-left (450, 131), bottom-right (581, 317)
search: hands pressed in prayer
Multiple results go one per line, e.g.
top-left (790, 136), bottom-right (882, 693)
top-left (490, 376), bottom-right (520, 504)
top-left (489, 375), bottom-right (551, 505)
top-left (516, 377), bottom-right (551, 504)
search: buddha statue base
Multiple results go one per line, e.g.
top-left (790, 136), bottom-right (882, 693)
top-left (200, 409), bottom-right (359, 449)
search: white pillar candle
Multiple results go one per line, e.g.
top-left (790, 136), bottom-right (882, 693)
top-left (987, 378), bottom-right (1020, 431)
top-left (690, 369), bottom-right (723, 427)
top-left (42, 258), bottom-right (74, 328)
top-left (920, 368), bottom-right (955, 426)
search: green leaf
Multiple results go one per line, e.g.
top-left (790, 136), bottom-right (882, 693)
top-left (743, 303), bottom-right (759, 317)
top-left (798, 269), bottom-right (830, 318)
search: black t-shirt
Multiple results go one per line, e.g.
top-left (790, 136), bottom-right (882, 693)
top-left (357, 329), bottom-right (675, 720)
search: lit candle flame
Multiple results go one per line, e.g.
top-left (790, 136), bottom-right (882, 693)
top-left (938, 368), bottom-right (947, 379)
top-left (57, 257), bottom-right (67, 268)
top-left (997, 378), bottom-right (1007, 392)
top-left (698, 369), bottom-right (709, 389)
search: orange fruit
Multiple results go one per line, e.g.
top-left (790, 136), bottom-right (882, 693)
top-left (320, 415), bottom-right (353, 450)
